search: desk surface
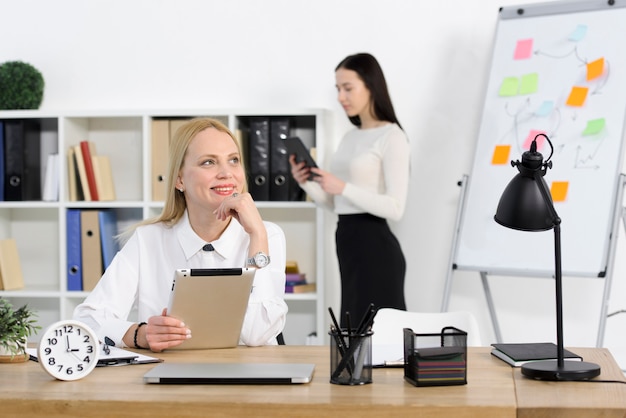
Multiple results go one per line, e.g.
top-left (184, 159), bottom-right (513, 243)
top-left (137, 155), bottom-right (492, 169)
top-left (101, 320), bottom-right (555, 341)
top-left (1, 347), bottom-right (625, 418)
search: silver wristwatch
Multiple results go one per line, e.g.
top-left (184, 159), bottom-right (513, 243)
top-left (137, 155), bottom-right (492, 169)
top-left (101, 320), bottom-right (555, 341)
top-left (247, 251), bottom-right (270, 268)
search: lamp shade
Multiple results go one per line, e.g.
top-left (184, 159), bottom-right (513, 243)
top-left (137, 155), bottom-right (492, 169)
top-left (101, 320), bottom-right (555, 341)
top-left (494, 173), bottom-right (554, 231)
top-left (494, 145), bottom-right (555, 231)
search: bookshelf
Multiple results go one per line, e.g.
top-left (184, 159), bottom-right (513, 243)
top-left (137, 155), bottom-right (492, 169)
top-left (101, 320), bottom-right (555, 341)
top-left (0, 109), bottom-right (329, 346)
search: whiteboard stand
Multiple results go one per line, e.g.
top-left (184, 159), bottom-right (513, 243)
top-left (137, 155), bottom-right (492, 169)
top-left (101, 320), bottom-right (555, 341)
top-left (596, 174), bottom-right (626, 347)
top-left (443, 174), bottom-right (626, 347)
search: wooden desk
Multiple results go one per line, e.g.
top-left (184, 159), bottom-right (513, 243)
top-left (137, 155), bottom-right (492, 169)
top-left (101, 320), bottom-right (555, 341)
top-left (1, 347), bottom-right (624, 417)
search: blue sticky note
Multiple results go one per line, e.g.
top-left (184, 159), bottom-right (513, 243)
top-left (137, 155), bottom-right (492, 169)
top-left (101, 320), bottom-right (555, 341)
top-left (569, 24), bottom-right (587, 42)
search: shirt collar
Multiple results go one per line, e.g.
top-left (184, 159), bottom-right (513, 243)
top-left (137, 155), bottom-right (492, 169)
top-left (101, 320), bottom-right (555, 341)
top-left (175, 210), bottom-right (245, 261)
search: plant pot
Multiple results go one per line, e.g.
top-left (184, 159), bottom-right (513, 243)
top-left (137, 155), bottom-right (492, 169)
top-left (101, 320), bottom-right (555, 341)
top-left (0, 340), bottom-right (29, 363)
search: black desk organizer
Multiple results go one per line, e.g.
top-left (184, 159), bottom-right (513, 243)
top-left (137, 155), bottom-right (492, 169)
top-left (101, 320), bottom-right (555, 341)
top-left (403, 327), bottom-right (467, 387)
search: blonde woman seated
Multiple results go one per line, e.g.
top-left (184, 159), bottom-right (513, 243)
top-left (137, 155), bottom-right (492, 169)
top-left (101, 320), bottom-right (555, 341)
top-left (74, 118), bottom-right (287, 352)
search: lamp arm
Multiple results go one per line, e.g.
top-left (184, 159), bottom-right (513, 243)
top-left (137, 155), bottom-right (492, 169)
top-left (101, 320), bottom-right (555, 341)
top-left (533, 170), bottom-right (565, 367)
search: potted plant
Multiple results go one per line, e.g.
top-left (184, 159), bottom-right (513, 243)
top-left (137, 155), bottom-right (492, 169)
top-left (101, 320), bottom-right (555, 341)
top-left (0, 60), bottom-right (45, 110)
top-left (0, 297), bottom-right (40, 363)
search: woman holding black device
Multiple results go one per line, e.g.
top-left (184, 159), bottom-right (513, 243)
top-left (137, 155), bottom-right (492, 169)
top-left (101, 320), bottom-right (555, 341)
top-left (290, 52), bottom-right (410, 326)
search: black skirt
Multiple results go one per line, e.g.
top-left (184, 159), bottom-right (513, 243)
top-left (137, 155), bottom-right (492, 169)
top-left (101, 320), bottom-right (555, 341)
top-left (335, 213), bottom-right (406, 327)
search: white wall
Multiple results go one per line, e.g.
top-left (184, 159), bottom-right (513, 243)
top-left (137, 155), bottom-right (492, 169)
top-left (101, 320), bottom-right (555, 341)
top-left (3, 0), bottom-right (626, 362)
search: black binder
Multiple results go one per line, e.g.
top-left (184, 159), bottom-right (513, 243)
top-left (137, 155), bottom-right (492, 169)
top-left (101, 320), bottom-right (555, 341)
top-left (269, 118), bottom-right (290, 201)
top-left (248, 118), bottom-right (270, 201)
top-left (3, 120), bottom-right (25, 201)
top-left (22, 120), bottom-right (41, 201)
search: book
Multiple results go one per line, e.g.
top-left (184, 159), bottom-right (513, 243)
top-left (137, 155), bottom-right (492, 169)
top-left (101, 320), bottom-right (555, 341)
top-left (0, 238), bottom-right (25, 290)
top-left (285, 273), bottom-right (306, 285)
top-left (491, 343), bottom-right (582, 367)
top-left (66, 209), bottom-right (83, 291)
top-left (79, 140), bottom-right (99, 201)
top-left (92, 155), bottom-right (116, 201)
top-left (285, 260), bottom-right (300, 274)
top-left (72, 144), bottom-right (91, 201)
top-left (285, 282), bottom-right (316, 294)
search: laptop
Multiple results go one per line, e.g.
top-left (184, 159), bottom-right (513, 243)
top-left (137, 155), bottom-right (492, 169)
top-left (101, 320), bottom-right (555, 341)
top-left (143, 362), bottom-right (315, 384)
top-left (166, 268), bottom-right (255, 350)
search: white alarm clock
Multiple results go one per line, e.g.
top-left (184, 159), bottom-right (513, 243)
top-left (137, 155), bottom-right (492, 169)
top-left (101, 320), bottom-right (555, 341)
top-left (37, 319), bottom-right (100, 381)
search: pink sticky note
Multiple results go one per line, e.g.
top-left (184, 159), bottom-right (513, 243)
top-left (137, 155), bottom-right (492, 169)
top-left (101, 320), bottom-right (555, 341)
top-left (523, 130), bottom-right (546, 151)
top-left (514, 39), bottom-right (533, 60)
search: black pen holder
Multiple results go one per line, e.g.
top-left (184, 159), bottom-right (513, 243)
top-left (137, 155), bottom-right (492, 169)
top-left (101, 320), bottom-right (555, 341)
top-left (403, 327), bottom-right (467, 387)
top-left (329, 329), bottom-right (373, 385)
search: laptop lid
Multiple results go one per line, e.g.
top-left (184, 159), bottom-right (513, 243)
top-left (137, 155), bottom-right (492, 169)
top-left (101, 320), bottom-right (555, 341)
top-left (166, 268), bottom-right (255, 350)
top-left (143, 362), bottom-right (315, 384)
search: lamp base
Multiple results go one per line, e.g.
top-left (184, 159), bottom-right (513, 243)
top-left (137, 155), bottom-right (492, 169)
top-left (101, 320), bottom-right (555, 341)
top-left (521, 360), bottom-right (601, 381)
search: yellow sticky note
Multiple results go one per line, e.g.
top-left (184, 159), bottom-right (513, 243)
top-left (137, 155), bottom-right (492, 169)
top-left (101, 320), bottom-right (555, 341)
top-left (587, 58), bottom-right (604, 81)
top-left (492, 145), bottom-right (511, 165)
top-left (499, 77), bottom-right (519, 97)
top-left (519, 73), bottom-right (538, 95)
top-left (550, 181), bottom-right (569, 202)
top-left (566, 86), bottom-right (589, 107)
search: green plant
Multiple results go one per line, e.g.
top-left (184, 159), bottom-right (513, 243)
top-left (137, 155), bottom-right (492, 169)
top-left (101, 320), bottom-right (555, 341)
top-left (0, 61), bottom-right (45, 110)
top-left (0, 298), bottom-right (41, 357)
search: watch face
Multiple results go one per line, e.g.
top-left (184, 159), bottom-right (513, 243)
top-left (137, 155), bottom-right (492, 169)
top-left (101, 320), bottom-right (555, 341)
top-left (37, 320), bottom-right (99, 381)
top-left (254, 252), bottom-right (269, 267)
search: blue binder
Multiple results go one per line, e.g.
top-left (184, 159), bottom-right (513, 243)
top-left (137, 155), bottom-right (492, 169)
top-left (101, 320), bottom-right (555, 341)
top-left (66, 209), bottom-right (82, 291)
top-left (98, 209), bottom-right (120, 270)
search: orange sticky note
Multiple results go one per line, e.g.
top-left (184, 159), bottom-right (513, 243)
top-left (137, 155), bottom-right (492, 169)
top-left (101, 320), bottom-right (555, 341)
top-left (566, 86), bottom-right (589, 107)
top-left (492, 145), bottom-right (511, 165)
top-left (550, 181), bottom-right (569, 202)
top-left (587, 58), bottom-right (604, 81)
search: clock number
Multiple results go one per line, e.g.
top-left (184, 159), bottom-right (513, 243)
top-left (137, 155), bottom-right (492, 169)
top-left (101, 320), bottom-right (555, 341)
top-left (82, 355), bottom-right (91, 363)
top-left (83, 335), bottom-right (91, 343)
top-left (65, 367), bottom-right (74, 375)
top-left (48, 357), bottom-right (56, 366)
top-left (46, 337), bottom-right (58, 346)
top-left (86, 344), bottom-right (94, 354)
top-left (77, 364), bottom-right (84, 372)
top-left (44, 347), bottom-right (52, 355)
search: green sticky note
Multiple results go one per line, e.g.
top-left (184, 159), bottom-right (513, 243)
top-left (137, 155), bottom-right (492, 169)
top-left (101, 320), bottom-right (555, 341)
top-left (499, 77), bottom-right (519, 96)
top-left (583, 118), bottom-right (605, 135)
top-left (519, 73), bottom-right (538, 95)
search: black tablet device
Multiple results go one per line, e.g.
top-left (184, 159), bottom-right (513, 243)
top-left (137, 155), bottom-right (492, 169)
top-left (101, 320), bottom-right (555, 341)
top-left (285, 136), bottom-right (318, 179)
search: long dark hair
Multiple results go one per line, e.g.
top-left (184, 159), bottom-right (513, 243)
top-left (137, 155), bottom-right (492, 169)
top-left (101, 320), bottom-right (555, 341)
top-left (336, 53), bottom-right (402, 129)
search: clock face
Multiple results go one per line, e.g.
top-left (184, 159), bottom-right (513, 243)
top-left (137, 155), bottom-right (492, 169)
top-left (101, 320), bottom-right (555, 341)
top-left (37, 320), bottom-right (100, 381)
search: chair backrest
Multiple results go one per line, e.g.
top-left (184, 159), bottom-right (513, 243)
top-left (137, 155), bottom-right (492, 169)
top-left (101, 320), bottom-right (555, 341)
top-left (371, 308), bottom-right (483, 347)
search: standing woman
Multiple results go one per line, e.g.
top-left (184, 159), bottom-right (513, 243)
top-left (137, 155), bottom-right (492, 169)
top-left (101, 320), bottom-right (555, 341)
top-left (290, 53), bottom-right (410, 325)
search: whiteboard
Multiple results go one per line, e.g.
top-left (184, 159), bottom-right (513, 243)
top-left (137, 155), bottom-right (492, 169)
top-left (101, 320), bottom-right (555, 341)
top-left (454, 0), bottom-right (626, 277)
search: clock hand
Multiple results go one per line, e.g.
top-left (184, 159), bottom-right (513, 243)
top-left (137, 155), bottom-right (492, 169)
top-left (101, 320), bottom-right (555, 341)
top-left (66, 335), bottom-right (71, 352)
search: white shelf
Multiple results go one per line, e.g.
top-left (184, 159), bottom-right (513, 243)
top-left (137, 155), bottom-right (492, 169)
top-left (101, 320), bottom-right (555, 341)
top-left (0, 109), bottom-right (329, 345)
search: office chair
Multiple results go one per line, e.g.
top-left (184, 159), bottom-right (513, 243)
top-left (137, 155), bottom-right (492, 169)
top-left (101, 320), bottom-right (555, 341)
top-left (371, 308), bottom-right (483, 347)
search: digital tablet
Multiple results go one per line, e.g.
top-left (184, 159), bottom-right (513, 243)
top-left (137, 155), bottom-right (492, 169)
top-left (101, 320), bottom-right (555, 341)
top-left (284, 136), bottom-right (319, 179)
top-left (166, 268), bottom-right (256, 350)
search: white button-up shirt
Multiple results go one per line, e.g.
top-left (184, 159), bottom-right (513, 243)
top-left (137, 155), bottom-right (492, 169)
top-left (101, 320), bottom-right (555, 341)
top-left (74, 211), bottom-right (288, 347)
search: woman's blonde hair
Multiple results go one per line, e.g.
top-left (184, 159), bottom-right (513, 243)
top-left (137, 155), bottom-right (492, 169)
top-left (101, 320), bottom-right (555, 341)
top-left (120, 117), bottom-right (247, 241)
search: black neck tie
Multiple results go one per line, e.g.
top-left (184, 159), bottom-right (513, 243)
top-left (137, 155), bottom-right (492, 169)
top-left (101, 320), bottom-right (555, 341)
top-left (202, 244), bottom-right (214, 252)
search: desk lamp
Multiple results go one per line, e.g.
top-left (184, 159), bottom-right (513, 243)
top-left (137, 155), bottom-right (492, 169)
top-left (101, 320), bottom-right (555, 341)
top-left (494, 133), bottom-right (601, 381)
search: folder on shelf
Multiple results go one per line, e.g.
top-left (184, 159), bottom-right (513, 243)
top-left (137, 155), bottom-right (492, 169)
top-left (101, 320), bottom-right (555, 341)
top-left (67, 147), bottom-right (80, 201)
top-left (3, 119), bottom-right (25, 201)
top-left (270, 118), bottom-right (290, 201)
top-left (73, 144), bottom-right (91, 201)
top-left (81, 210), bottom-right (103, 291)
top-left (0, 238), bottom-right (25, 290)
top-left (79, 140), bottom-right (99, 201)
top-left (39, 121), bottom-right (59, 200)
top-left (98, 209), bottom-right (120, 271)
top-left (22, 120), bottom-right (42, 201)
top-left (151, 119), bottom-right (169, 202)
top-left (248, 117), bottom-right (270, 201)
top-left (66, 209), bottom-right (83, 291)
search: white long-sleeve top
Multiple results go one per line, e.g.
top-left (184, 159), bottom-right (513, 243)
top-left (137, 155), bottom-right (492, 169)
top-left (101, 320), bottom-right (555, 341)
top-left (302, 123), bottom-right (410, 221)
top-left (73, 211), bottom-right (288, 348)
